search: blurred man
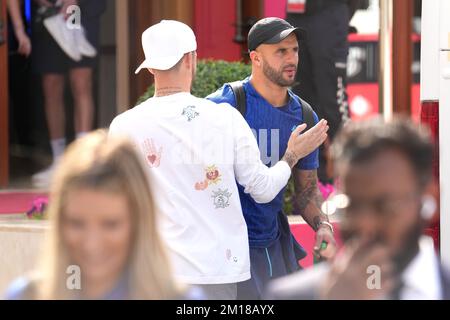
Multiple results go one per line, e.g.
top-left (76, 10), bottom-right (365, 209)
top-left (208, 17), bottom-right (336, 299)
top-left (109, 20), bottom-right (329, 300)
top-left (266, 117), bottom-right (450, 300)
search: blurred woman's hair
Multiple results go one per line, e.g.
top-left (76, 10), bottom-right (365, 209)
top-left (32, 130), bottom-right (181, 299)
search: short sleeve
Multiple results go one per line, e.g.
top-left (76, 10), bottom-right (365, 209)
top-left (206, 85), bottom-right (238, 108)
top-left (296, 108), bottom-right (320, 170)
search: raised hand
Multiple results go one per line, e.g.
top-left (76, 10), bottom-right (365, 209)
top-left (283, 120), bottom-right (329, 168)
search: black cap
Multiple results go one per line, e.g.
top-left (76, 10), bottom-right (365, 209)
top-left (247, 17), bottom-right (306, 52)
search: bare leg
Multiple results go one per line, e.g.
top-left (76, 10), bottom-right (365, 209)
top-left (70, 67), bottom-right (94, 134)
top-left (33, 74), bottom-right (66, 187)
top-left (42, 73), bottom-right (65, 140)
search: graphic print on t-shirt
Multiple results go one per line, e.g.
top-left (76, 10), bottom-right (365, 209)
top-left (182, 105), bottom-right (200, 122)
top-left (205, 165), bottom-right (221, 184)
top-left (226, 249), bottom-right (239, 263)
top-left (211, 188), bottom-right (232, 209)
top-left (142, 138), bottom-right (163, 168)
top-left (194, 180), bottom-right (209, 190)
top-left (194, 165), bottom-right (222, 190)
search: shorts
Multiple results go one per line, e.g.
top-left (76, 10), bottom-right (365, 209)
top-left (237, 211), bottom-right (307, 300)
top-left (32, 17), bottom-right (101, 74)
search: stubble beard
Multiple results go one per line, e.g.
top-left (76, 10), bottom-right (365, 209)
top-left (262, 61), bottom-right (297, 88)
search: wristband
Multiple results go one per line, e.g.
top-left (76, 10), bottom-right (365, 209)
top-left (318, 221), bottom-right (334, 234)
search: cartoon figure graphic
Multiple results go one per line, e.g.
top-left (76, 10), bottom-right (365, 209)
top-left (182, 105), bottom-right (200, 122)
top-left (142, 138), bottom-right (163, 168)
top-left (194, 165), bottom-right (222, 191)
top-left (211, 189), bottom-right (232, 209)
top-left (205, 165), bottom-right (221, 185)
top-left (195, 180), bottom-right (209, 191)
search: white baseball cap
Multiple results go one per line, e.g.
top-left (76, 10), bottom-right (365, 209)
top-left (135, 20), bottom-right (197, 74)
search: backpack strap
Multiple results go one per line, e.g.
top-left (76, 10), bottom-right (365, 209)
top-left (229, 82), bottom-right (316, 130)
top-left (299, 97), bottom-right (316, 129)
top-left (228, 81), bottom-right (247, 117)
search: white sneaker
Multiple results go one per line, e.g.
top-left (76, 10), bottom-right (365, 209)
top-left (32, 164), bottom-right (57, 189)
top-left (74, 27), bottom-right (97, 58)
top-left (43, 14), bottom-right (82, 62)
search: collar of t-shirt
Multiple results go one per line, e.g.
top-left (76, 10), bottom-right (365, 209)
top-left (244, 77), bottom-right (300, 110)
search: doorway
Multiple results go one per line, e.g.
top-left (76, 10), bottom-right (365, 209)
top-left (0, 0), bottom-right (8, 188)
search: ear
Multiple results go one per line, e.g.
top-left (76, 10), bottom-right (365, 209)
top-left (421, 195), bottom-right (437, 221)
top-left (249, 51), bottom-right (262, 67)
top-left (184, 52), bottom-right (193, 70)
top-left (420, 181), bottom-right (439, 223)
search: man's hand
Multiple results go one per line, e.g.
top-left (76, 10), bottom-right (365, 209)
top-left (59, 0), bottom-right (79, 20)
top-left (283, 120), bottom-right (328, 168)
top-left (314, 224), bottom-right (337, 260)
top-left (319, 239), bottom-right (397, 300)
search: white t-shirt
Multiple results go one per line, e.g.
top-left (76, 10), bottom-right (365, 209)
top-left (398, 236), bottom-right (443, 300)
top-left (109, 92), bottom-right (291, 284)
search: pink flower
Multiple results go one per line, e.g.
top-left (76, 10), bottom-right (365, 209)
top-left (26, 196), bottom-right (49, 219)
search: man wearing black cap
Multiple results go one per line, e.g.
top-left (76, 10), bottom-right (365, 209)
top-left (207, 17), bottom-right (337, 299)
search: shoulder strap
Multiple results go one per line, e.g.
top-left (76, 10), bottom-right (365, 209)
top-left (229, 83), bottom-right (314, 128)
top-left (228, 81), bottom-right (247, 117)
top-left (299, 98), bottom-right (316, 129)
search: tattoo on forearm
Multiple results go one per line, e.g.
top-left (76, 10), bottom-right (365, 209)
top-left (294, 171), bottom-right (327, 230)
top-left (295, 171), bottom-right (321, 211)
top-left (282, 151), bottom-right (298, 168)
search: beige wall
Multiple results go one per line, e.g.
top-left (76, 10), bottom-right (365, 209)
top-left (0, 219), bottom-right (48, 298)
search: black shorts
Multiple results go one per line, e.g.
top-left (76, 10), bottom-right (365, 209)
top-left (31, 17), bottom-right (101, 74)
top-left (237, 212), bottom-right (307, 299)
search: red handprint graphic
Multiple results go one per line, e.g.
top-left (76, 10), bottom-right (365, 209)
top-left (142, 138), bottom-right (163, 168)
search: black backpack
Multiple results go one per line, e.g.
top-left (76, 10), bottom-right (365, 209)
top-left (228, 81), bottom-right (316, 130)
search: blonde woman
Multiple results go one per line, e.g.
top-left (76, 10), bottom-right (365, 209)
top-left (6, 130), bottom-right (201, 300)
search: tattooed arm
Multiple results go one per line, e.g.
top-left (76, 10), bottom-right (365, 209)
top-left (293, 169), bottom-right (337, 259)
top-left (293, 169), bottom-right (325, 229)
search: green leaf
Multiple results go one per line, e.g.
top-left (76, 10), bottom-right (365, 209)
top-left (137, 59), bottom-right (252, 104)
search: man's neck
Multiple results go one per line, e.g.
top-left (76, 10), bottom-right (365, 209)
top-left (154, 86), bottom-right (186, 97)
top-left (153, 73), bottom-right (190, 97)
top-left (250, 75), bottom-right (290, 107)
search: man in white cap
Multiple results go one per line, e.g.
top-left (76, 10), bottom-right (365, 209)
top-left (109, 20), bottom-right (328, 299)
